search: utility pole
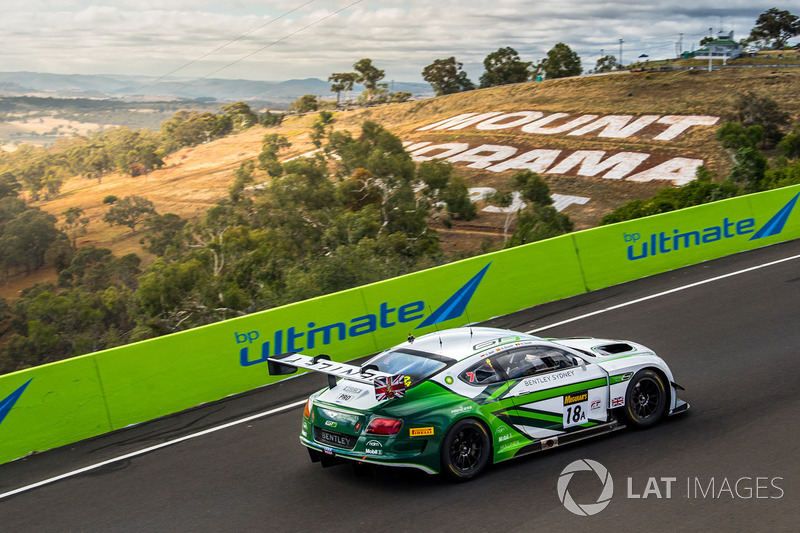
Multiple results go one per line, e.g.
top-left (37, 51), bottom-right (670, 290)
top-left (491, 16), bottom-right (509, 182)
top-left (708, 27), bottom-right (713, 72)
top-left (619, 39), bottom-right (624, 67)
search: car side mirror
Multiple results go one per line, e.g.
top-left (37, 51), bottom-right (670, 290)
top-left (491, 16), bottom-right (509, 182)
top-left (573, 357), bottom-right (587, 371)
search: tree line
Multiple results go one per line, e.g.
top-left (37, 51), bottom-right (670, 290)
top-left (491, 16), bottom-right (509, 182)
top-left (282, 44), bottom-right (584, 113)
top-left (0, 118), bottom-right (486, 373)
top-left (289, 58), bottom-right (415, 114)
top-left (321, 44), bottom-right (584, 104)
top-left (277, 9), bottom-right (800, 113)
top-left (0, 96), bottom-right (212, 128)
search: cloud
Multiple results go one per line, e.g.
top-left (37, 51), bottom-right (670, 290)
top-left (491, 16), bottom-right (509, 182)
top-left (0, 1), bottom-right (792, 83)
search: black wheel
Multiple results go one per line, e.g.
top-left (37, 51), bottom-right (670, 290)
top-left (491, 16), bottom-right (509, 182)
top-left (622, 369), bottom-right (668, 428)
top-left (440, 419), bottom-right (491, 482)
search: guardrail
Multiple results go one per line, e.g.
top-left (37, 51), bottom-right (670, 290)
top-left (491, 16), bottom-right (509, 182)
top-left (1, 184), bottom-right (798, 464)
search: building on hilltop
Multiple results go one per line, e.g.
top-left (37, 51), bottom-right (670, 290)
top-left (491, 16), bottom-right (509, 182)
top-left (689, 30), bottom-right (742, 62)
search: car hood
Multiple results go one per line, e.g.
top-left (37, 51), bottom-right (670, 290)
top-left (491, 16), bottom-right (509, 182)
top-left (553, 337), bottom-right (652, 358)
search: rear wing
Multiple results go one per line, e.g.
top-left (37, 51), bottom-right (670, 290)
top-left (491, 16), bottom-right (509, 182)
top-left (267, 352), bottom-right (406, 401)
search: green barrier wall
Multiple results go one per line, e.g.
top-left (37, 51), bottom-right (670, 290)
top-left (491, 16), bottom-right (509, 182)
top-left (94, 289), bottom-right (376, 429)
top-left (1, 184), bottom-right (798, 464)
top-left (0, 355), bottom-right (110, 464)
top-left (357, 233), bottom-right (586, 338)
top-left (574, 185), bottom-right (800, 289)
top-left (96, 233), bottom-right (585, 430)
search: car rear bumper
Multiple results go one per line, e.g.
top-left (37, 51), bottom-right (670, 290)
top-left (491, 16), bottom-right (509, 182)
top-left (300, 435), bottom-right (439, 474)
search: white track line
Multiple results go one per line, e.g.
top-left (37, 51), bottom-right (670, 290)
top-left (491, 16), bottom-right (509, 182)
top-left (526, 252), bottom-right (800, 334)
top-left (0, 400), bottom-right (305, 501)
top-left (3, 250), bottom-right (800, 500)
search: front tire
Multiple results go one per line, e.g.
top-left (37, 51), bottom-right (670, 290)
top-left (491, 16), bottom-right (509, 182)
top-left (440, 419), bottom-right (491, 482)
top-left (622, 369), bottom-right (668, 428)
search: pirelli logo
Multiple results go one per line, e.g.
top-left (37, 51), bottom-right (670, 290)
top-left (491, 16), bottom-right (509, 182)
top-left (564, 391), bottom-right (588, 405)
top-left (410, 427), bottom-right (434, 437)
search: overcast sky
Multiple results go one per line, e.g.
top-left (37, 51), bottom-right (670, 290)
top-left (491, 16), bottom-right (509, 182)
top-left (1, 1), bottom-right (795, 84)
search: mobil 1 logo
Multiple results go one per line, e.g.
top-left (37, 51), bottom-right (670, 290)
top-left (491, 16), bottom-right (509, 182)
top-left (564, 391), bottom-right (588, 428)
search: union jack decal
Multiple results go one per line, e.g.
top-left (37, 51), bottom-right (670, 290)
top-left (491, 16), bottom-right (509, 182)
top-left (611, 396), bottom-right (624, 407)
top-left (374, 374), bottom-right (406, 401)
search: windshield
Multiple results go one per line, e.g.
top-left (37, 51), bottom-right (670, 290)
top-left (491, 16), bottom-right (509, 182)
top-left (366, 348), bottom-right (450, 387)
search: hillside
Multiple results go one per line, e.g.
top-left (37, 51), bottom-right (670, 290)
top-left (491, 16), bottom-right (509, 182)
top-left (335, 67), bottom-right (800, 228)
top-left (5, 66), bottom-right (800, 300)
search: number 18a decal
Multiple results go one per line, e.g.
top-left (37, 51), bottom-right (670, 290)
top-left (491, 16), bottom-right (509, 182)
top-left (563, 391), bottom-right (588, 429)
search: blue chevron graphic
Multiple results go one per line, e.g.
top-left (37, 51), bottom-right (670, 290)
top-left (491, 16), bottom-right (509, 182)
top-left (0, 379), bottom-right (32, 428)
top-left (417, 262), bottom-right (491, 329)
top-left (750, 192), bottom-right (800, 240)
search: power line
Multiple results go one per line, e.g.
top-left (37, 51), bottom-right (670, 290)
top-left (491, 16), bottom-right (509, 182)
top-left (147, 1), bottom-right (315, 84)
top-left (114, 1), bottom-right (315, 100)
top-left (173, 0), bottom-right (363, 95)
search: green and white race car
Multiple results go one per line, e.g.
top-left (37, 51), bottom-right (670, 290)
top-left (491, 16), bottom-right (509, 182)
top-left (268, 327), bottom-right (689, 481)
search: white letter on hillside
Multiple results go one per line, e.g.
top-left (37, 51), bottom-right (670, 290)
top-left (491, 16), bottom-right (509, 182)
top-left (482, 191), bottom-right (526, 213)
top-left (468, 187), bottom-right (497, 202)
top-left (409, 143), bottom-right (470, 161)
top-left (475, 111), bottom-right (544, 130)
top-left (416, 112), bottom-right (504, 131)
top-left (568, 115), bottom-right (660, 138)
top-left (653, 115), bottom-right (720, 140)
top-left (521, 114), bottom-right (598, 134)
top-left (551, 194), bottom-right (590, 211)
top-left (447, 144), bottom-right (519, 169)
top-left (404, 142), bottom-right (432, 152)
top-left (548, 151), bottom-right (650, 180)
top-left (626, 157), bottom-right (703, 185)
top-left (486, 149), bottom-right (561, 173)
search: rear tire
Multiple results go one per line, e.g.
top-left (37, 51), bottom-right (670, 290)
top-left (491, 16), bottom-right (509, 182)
top-left (440, 419), bottom-right (491, 482)
top-left (622, 369), bottom-right (668, 428)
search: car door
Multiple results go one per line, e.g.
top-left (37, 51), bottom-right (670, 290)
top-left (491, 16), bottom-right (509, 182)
top-left (493, 344), bottom-right (609, 440)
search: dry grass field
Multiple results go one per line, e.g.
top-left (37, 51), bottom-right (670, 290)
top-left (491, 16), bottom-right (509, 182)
top-left (0, 117), bottom-right (319, 298)
top-left (0, 115), bottom-right (110, 151)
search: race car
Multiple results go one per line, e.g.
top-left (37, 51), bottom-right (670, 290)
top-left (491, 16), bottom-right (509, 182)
top-left (268, 327), bottom-right (688, 481)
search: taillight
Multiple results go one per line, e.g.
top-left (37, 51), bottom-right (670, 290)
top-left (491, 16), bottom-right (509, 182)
top-left (303, 398), bottom-right (312, 419)
top-left (366, 417), bottom-right (402, 435)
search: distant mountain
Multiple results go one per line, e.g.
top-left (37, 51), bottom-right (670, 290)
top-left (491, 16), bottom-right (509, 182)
top-left (0, 71), bottom-right (434, 106)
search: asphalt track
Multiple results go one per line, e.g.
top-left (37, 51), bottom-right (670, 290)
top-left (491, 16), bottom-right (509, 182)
top-left (1, 239), bottom-right (800, 532)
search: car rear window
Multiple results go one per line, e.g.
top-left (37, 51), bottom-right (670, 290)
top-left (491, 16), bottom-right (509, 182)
top-left (367, 349), bottom-right (450, 387)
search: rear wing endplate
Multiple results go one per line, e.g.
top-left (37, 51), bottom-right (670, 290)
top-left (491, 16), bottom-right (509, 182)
top-left (267, 352), bottom-right (406, 401)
